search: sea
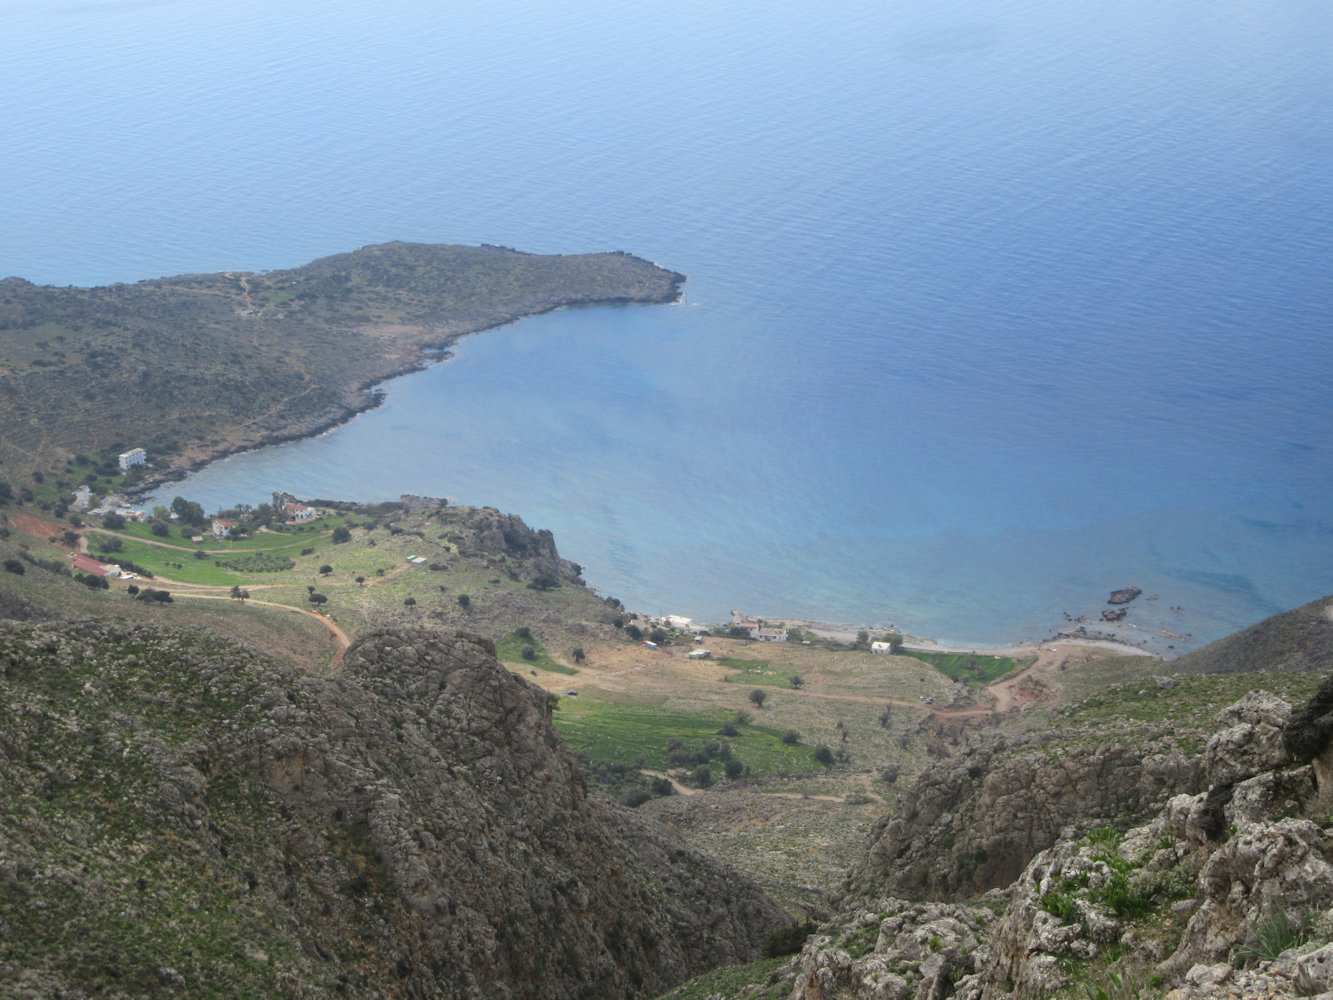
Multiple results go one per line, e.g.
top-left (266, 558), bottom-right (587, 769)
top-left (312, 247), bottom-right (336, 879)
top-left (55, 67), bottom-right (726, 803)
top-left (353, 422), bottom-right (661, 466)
top-left (3, 0), bottom-right (1331, 654)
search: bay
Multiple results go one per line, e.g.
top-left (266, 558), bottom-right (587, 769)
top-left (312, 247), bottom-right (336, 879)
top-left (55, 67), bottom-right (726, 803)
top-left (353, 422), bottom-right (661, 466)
top-left (3, 0), bottom-right (1330, 651)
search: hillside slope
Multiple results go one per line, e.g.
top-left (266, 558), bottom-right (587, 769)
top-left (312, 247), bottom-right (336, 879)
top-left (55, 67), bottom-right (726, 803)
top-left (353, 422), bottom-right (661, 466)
top-left (0, 242), bottom-right (683, 481)
top-left (0, 620), bottom-right (785, 999)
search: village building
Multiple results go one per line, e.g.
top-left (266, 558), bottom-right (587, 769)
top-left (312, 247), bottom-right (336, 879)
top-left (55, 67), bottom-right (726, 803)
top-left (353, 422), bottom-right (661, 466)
top-left (286, 503), bottom-right (319, 523)
top-left (71, 554), bottom-right (121, 578)
top-left (687, 648), bottom-right (711, 660)
top-left (754, 628), bottom-right (788, 643)
top-left (117, 448), bottom-right (147, 471)
top-left (72, 485), bottom-right (92, 510)
top-left (211, 519), bottom-right (236, 539)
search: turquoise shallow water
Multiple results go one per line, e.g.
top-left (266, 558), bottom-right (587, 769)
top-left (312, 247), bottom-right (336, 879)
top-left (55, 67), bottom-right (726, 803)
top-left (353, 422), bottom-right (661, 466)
top-left (3, 0), bottom-right (1331, 651)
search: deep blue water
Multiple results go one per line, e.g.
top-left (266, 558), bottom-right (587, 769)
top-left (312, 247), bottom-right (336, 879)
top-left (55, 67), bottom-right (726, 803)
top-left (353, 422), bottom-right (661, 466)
top-left (3, 0), bottom-right (1331, 652)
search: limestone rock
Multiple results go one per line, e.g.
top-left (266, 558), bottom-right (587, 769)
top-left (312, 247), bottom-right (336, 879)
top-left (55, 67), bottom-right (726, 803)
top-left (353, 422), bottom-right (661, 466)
top-left (838, 731), bottom-right (1204, 905)
top-left (0, 620), bottom-right (787, 999)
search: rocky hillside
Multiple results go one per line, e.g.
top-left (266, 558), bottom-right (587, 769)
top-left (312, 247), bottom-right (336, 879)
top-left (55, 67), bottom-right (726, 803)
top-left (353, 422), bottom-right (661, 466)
top-left (0, 620), bottom-right (786, 999)
top-left (836, 728), bottom-right (1205, 906)
top-left (1170, 595), bottom-right (1333, 677)
top-left (758, 682), bottom-right (1333, 999)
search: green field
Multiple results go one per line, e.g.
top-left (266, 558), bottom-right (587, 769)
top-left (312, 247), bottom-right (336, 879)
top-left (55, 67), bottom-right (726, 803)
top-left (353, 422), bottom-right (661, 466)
top-left (495, 630), bottom-right (576, 675)
top-left (715, 657), bottom-right (803, 690)
top-left (553, 696), bottom-right (826, 778)
top-left (899, 649), bottom-right (1030, 685)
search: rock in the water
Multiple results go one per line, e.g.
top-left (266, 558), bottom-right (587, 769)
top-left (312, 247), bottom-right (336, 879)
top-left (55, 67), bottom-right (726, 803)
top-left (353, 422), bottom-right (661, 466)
top-left (1108, 587), bottom-right (1143, 605)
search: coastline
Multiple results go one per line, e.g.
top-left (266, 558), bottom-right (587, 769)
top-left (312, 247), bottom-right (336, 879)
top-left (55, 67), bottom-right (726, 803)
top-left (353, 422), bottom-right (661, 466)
top-left (768, 616), bottom-right (1160, 660)
top-left (117, 244), bottom-right (685, 498)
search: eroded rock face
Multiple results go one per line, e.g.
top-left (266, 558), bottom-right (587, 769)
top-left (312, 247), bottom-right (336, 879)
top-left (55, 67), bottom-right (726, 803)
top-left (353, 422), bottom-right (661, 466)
top-left (0, 621), bottom-right (786, 999)
top-left (775, 683), bottom-right (1333, 1000)
top-left (838, 732), bottom-right (1204, 905)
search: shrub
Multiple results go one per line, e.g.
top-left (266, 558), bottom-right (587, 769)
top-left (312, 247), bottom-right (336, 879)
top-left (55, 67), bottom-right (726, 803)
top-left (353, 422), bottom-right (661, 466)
top-left (1236, 909), bottom-right (1314, 964)
top-left (789, 674), bottom-right (805, 689)
top-left (813, 743), bottom-right (835, 765)
top-left (719, 722), bottom-right (740, 737)
top-left (623, 789), bottom-right (652, 808)
top-left (102, 512), bottom-right (125, 530)
top-left (521, 645), bottom-right (536, 661)
top-left (1038, 890), bottom-right (1080, 925)
top-left (319, 564), bottom-right (333, 575)
top-left (749, 689), bottom-right (768, 709)
top-left (781, 729), bottom-right (800, 745)
top-left (2, 558), bottom-right (23, 575)
top-left (331, 526), bottom-right (351, 543)
top-left (404, 597), bottom-right (417, 607)
top-left (724, 759), bottom-right (744, 780)
top-left (650, 777), bottom-right (674, 797)
top-left (457, 593), bottom-right (470, 608)
top-left (691, 765), bottom-right (714, 788)
top-left (150, 521), bottom-right (170, 537)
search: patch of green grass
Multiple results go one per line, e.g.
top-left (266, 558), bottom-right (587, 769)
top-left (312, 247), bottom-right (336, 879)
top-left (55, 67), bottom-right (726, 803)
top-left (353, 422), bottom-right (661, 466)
top-left (899, 650), bottom-right (1028, 685)
top-left (654, 956), bottom-right (787, 1000)
top-left (495, 631), bottom-right (576, 675)
top-left (103, 538), bottom-right (240, 585)
top-left (1235, 909), bottom-right (1316, 965)
top-left (554, 697), bottom-right (821, 778)
top-left (718, 657), bottom-right (794, 687)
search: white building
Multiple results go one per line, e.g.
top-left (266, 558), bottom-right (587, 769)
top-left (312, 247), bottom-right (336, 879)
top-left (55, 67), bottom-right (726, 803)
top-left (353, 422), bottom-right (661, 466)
top-left (72, 485), bottom-right (92, 509)
top-left (754, 628), bottom-right (788, 643)
top-left (286, 503), bottom-right (318, 522)
top-left (211, 519), bottom-right (236, 539)
top-left (117, 448), bottom-right (147, 471)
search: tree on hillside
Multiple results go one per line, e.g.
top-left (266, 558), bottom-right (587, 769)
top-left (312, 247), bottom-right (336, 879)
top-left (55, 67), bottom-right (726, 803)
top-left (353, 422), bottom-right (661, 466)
top-left (331, 526), bottom-right (351, 543)
top-left (789, 674), bottom-right (804, 689)
top-left (879, 631), bottom-right (904, 653)
top-left (456, 593), bottom-right (471, 609)
top-left (308, 593), bottom-right (327, 605)
top-left (170, 496), bottom-right (206, 527)
top-left (748, 689), bottom-right (768, 709)
top-left (319, 564), bottom-right (333, 576)
top-left (571, 647), bottom-right (586, 664)
top-left (102, 512), bottom-right (125, 530)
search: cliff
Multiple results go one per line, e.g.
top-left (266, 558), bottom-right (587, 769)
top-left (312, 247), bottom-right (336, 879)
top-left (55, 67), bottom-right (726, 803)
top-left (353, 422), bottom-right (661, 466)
top-left (0, 620), bottom-right (785, 998)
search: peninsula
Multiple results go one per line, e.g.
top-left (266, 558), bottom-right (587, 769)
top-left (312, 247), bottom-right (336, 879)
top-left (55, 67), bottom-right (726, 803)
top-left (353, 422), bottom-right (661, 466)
top-left (0, 242), bottom-right (683, 483)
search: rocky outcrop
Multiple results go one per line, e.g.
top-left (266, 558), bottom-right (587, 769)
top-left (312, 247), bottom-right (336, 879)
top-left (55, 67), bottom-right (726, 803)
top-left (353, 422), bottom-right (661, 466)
top-left (0, 620), bottom-right (785, 998)
top-left (774, 682), bottom-right (1333, 1000)
top-left (837, 730), bottom-right (1205, 905)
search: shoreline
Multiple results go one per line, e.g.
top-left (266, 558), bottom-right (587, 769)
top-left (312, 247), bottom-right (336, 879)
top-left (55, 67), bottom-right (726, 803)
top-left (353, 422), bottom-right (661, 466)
top-left (753, 615), bottom-right (1165, 660)
top-left (127, 250), bottom-right (685, 500)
